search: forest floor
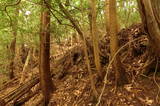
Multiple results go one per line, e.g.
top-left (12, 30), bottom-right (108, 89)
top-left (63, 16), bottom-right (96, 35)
top-left (1, 24), bottom-right (160, 106)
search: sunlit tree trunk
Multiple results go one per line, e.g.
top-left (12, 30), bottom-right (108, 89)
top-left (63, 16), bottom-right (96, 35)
top-left (137, 0), bottom-right (160, 57)
top-left (109, 0), bottom-right (128, 86)
top-left (89, 0), bottom-right (102, 77)
top-left (105, 0), bottom-right (109, 33)
top-left (9, 7), bottom-right (19, 79)
top-left (39, 0), bottom-right (55, 105)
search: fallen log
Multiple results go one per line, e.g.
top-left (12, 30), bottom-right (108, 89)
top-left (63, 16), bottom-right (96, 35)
top-left (13, 86), bottom-right (40, 106)
top-left (0, 78), bottom-right (18, 92)
top-left (1, 76), bottom-right (39, 104)
top-left (0, 45), bottom-right (85, 105)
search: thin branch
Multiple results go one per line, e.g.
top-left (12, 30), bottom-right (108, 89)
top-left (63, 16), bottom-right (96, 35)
top-left (96, 36), bottom-right (146, 106)
top-left (153, 58), bottom-right (160, 102)
top-left (43, 0), bottom-right (74, 28)
top-left (26, 0), bottom-right (66, 18)
top-left (4, 0), bottom-right (21, 10)
top-left (3, 0), bottom-right (21, 28)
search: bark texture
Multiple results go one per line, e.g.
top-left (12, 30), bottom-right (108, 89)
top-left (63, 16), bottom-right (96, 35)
top-left (39, 0), bottom-right (55, 105)
top-left (137, 0), bottom-right (160, 56)
top-left (89, 0), bottom-right (102, 77)
top-left (105, 0), bottom-right (109, 33)
top-left (9, 7), bottom-right (19, 79)
top-left (109, 0), bottom-right (128, 86)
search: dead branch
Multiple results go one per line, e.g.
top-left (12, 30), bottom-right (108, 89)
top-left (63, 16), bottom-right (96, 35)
top-left (96, 36), bottom-right (146, 106)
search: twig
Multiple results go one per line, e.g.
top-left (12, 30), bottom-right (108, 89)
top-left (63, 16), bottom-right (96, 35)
top-left (96, 36), bottom-right (146, 106)
top-left (43, 0), bottom-right (74, 28)
top-left (153, 58), bottom-right (160, 103)
top-left (19, 49), bottom-right (31, 85)
top-left (3, 0), bottom-right (21, 27)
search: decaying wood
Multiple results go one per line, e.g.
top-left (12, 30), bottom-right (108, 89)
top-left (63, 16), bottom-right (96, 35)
top-left (0, 78), bottom-right (18, 92)
top-left (13, 86), bottom-right (40, 106)
top-left (1, 76), bottom-right (39, 104)
top-left (0, 45), bottom-right (85, 105)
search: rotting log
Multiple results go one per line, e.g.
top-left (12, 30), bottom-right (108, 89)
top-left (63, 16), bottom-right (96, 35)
top-left (13, 87), bottom-right (40, 106)
top-left (0, 45), bottom-right (85, 105)
top-left (0, 78), bottom-right (18, 92)
top-left (1, 76), bottom-right (39, 105)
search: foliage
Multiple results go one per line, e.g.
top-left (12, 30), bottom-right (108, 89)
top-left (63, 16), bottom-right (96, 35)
top-left (0, 0), bottom-right (140, 74)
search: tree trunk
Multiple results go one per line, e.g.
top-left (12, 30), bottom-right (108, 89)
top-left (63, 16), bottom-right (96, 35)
top-left (39, 0), bottom-right (55, 105)
top-left (105, 0), bottom-right (109, 33)
top-left (9, 7), bottom-right (19, 79)
top-left (89, 0), bottom-right (102, 77)
top-left (109, 0), bottom-right (128, 86)
top-left (137, 0), bottom-right (160, 57)
top-left (9, 39), bottom-right (16, 79)
top-left (80, 0), bottom-right (98, 99)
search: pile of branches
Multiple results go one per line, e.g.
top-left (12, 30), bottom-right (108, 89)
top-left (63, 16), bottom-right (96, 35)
top-left (0, 45), bottom-right (86, 106)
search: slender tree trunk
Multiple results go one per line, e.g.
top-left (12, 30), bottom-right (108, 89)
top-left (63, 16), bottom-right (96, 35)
top-left (19, 49), bottom-right (31, 84)
top-left (9, 39), bottom-right (16, 79)
top-left (89, 0), bottom-right (102, 77)
top-left (109, 0), bottom-right (128, 86)
top-left (80, 0), bottom-right (98, 99)
top-left (105, 0), bottom-right (109, 33)
top-left (39, 0), bottom-right (55, 105)
top-left (83, 35), bottom-right (98, 99)
top-left (9, 7), bottom-right (19, 79)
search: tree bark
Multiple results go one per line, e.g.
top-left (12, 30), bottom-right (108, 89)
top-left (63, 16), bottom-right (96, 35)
top-left (137, 0), bottom-right (160, 57)
top-left (39, 0), bottom-right (55, 105)
top-left (109, 0), bottom-right (128, 86)
top-left (89, 0), bottom-right (102, 77)
top-left (9, 6), bottom-right (19, 79)
top-left (105, 0), bottom-right (109, 33)
top-left (80, 0), bottom-right (98, 99)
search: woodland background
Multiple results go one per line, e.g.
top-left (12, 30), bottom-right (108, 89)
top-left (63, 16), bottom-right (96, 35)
top-left (1, 0), bottom-right (160, 106)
